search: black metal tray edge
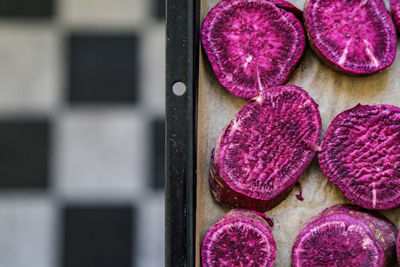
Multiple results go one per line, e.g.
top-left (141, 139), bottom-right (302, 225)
top-left (165, 0), bottom-right (200, 266)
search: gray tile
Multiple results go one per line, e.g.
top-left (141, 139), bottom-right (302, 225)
top-left (152, 0), bottom-right (165, 21)
top-left (0, 119), bottom-right (50, 189)
top-left (136, 193), bottom-right (165, 267)
top-left (55, 110), bottom-right (148, 200)
top-left (62, 204), bottom-right (134, 267)
top-left (149, 117), bottom-right (165, 189)
top-left (59, 0), bottom-right (151, 28)
top-left (0, 25), bottom-right (60, 113)
top-left (141, 24), bottom-right (165, 114)
top-left (67, 33), bottom-right (139, 104)
top-left (0, 197), bottom-right (56, 267)
top-left (0, 0), bottom-right (54, 18)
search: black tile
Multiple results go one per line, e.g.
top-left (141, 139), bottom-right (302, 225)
top-left (63, 205), bottom-right (135, 267)
top-left (67, 33), bottom-right (139, 104)
top-left (0, 0), bottom-right (54, 18)
top-left (153, 0), bottom-right (165, 21)
top-left (150, 118), bottom-right (165, 189)
top-left (0, 119), bottom-right (50, 189)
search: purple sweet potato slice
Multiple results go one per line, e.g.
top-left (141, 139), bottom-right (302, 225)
top-left (201, 0), bottom-right (305, 99)
top-left (319, 104), bottom-right (400, 210)
top-left (210, 85), bottom-right (321, 211)
top-left (390, 0), bottom-right (400, 33)
top-left (304, 0), bottom-right (397, 75)
top-left (270, 0), bottom-right (303, 20)
top-left (201, 209), bottom-right (276, 267)
top-left (292, 204), bottom-right (398, 267)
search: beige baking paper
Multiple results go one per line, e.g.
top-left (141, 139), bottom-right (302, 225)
top-left (196, 0), bottom-right (400, 266)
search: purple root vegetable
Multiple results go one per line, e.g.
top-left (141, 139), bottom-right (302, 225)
top-left (292, 204), bottom-right (398, 267)
top-left (210, 85), bottom-right (321, 211)
top-left (201, 209), bottom-right (276, 267)
top-left (201, 0), bottom-right (305, 99)
top-left (390, 0), bottom-right (400, 33)
top-left (319, 104), bottom-right (400, 210)
top-left (304, 0), bottom-right (397, 75)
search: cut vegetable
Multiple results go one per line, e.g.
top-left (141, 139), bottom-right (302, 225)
top-left (319, 104), bottom-right (400, 210)
top-left (390, 0), bottom-right (400, 33)
top-left (201, 0), bottom-right (305, 99)
top-left (304, 0), bottom-right (396, 75)
top-left (201, 209), bottom-right (276, 267)
top-left (292, 204), bottom-right (398, 267)
top-left (210, 85), bottom-right (321, 211)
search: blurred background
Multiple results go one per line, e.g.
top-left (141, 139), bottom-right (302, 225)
top-left (0, 0), bottom-right (165, 267)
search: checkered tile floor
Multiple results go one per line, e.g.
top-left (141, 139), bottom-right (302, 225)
top-left (0, 1), bottom-right (165, 267)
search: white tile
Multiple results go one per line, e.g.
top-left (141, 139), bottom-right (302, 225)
top-left (56, 110), bottom-right (148, 200)
top-left (0, 197), bottom-right (56, 267)
top-left (141, 24), bottom-right (165, 114)
top-left (136, 193), bottom-right (165, 267)
top-left (60, 0), bottom-right (151, 28)
top-left (0, 25), bottom-right (60, 113)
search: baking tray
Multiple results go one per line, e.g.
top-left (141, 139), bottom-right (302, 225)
top-left (166, 0), bottom-right (199, 266)
top-left (166, 0), bottom-right (400, 266)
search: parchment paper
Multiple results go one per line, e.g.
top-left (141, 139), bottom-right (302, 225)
top-left (195, 1), bottom-right (400, 266)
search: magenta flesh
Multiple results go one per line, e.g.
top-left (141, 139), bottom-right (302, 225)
top-left (201, 0), bottom-right (305, 99)
top-left (319, 104), bottom-right (400, 210)
top-left (292, 204), bottom-right (398, 267)
top-left (304, 0), bottom-right (396, 75)
top-left (201, 209), bottom-right (276, 267)
top-left (390, 0), bottom-right (400, 33)
top-left (210, 85), bottom-right (321, 211)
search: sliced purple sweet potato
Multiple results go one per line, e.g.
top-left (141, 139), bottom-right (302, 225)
top-left (210, 85), bottom-right (321, 211)
top-left (201, 209), bottom-right (276, 267)
top-left (292, 204), bottom-right (398, 267)
top-left (319, 104), bottom-right (400, 210)
top-left (304, 0), bottom-right (397, 75)
top-left (201, 0), bottom-right (305, 99)
top-left (390, 0), bottom-right (400, 33)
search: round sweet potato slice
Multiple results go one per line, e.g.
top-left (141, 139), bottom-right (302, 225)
top-left (201, 0), bottom-right (305, 99)
top-left (292, 204), bottom-right (398, 267)
top-left (210, 85), bottom-right (321, 211)
top-left (201, 209), bottom-right (276, 267)
top-left (304, 0), bottom-right (397, 75)
top-left (319, 104), bottom-right (400, 210)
